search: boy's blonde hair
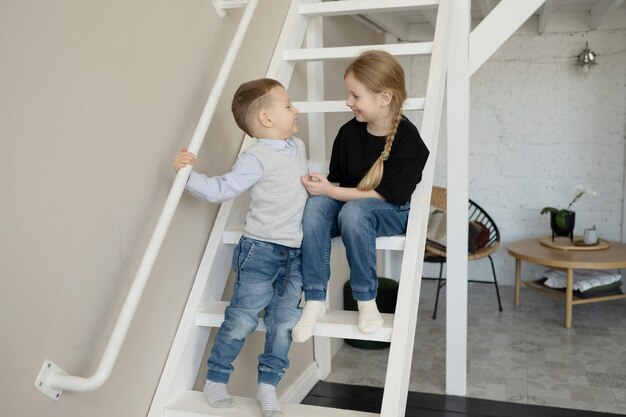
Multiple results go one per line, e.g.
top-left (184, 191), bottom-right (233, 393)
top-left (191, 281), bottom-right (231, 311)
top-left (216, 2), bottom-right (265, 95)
top-left (232, 78), bottom-right (284, 137)
top-left (345, 50), bottom-right (407, 191)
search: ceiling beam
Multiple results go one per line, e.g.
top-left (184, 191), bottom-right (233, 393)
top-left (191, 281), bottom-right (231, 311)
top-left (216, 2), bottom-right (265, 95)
top-left (421, 9), bottom-right (438, 27)
top-left (350, 15), bottom-right (386, 34)
top-left (538, 0), bottom-right (556, 34)
top-left (477, 0), bottom-right (494, 18)
top-left (590, 0), bottom-right (625, 29)
top-left (469, 0), bottom-right (547, 75)
top-left (362, 13), bottom-right (411, 40)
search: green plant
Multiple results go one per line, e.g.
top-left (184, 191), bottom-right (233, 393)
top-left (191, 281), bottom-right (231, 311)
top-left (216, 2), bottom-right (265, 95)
top-left (541, 185), bottom-right (596, 228)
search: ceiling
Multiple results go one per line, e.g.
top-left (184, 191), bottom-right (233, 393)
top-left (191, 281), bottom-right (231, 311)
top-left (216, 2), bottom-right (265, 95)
top-left (353, 0), bottom-right (626, 40)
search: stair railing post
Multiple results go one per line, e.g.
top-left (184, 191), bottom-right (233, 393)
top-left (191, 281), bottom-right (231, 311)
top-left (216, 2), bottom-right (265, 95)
top-left (445, 0), bottom-right (470, 396)
top-left (380, 0), bottom-right (451, 415)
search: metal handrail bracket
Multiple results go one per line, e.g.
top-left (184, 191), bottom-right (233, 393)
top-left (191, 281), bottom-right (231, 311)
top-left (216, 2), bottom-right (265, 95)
top-left (213, 0), bottom-right (249, 19)
top-left (34, 0), bottom-right (258, 400)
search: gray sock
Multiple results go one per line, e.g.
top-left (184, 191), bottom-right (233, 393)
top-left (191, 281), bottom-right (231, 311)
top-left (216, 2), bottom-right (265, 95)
top-left (203, 380), bottom-right (234, 408)
top-left (256, 383), bottom-right (283, 417)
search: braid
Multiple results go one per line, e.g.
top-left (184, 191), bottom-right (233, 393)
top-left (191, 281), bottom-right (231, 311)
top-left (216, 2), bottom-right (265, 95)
top-left (357, 107), bottom-right (403, 191)
top-left (384, 111), bottom-right (403, 157)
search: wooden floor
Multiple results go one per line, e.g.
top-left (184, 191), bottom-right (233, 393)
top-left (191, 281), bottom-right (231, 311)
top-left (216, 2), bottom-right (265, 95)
top-left (301, 381), bottom-right (619, 417)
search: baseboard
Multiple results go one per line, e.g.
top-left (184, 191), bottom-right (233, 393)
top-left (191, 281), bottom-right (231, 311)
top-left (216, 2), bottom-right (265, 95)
top-left (280, 362), bottom-right (320, 404)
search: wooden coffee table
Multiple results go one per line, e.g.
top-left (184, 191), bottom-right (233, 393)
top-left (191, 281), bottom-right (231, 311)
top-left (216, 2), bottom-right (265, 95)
top-left (508, 238), bottom-right (626, 328)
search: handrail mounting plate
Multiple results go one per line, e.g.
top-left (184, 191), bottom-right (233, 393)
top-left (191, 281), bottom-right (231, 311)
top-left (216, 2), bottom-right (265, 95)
top-left (35, 359), bottom-right (67, 400)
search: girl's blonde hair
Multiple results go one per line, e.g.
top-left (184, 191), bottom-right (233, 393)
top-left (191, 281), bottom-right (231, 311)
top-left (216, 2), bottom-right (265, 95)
top-left (345, 50), bottom-right (407, 191)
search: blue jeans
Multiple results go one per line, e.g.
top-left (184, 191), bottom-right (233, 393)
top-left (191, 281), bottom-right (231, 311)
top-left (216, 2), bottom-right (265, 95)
top-left (302, 196), bottom-right (410, 302)
top-left (206, 237), bottom-right (303, 387)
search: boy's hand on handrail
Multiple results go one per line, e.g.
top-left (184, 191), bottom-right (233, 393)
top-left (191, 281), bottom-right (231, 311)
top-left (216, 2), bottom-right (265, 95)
top-left (173, 147), bottom-right (197, 173)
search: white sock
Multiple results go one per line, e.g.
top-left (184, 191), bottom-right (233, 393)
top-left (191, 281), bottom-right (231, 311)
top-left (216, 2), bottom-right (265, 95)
top-left (256, 383), bottom-right (283, 417)
top-left (203, 380), bottom-right (234, 408)
top-left (292, 300), bottom-right (325, 343)
top-left (357, 299), bottom-right (383, 333)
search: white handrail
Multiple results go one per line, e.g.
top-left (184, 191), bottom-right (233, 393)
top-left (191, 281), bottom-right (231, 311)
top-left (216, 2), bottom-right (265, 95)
top-left (35, 0), bottom-right (259, 400)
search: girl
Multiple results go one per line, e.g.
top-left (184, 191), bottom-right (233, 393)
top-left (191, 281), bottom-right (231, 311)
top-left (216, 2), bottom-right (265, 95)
top-left (292, 50), bottom-right (429, 342)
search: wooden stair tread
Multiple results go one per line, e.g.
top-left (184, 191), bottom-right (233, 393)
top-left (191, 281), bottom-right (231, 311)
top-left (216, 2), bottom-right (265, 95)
top-left (222, 226), bottom-right (405, 251)
top-left (196, 301), bottom-right (394, 342)
top-left (299, 0), bottom-right (439, 17)
top-left (165, 390), bottom-right (379, 417)
top-left (294, 97), bottom-right (425, 113)
top-left (283, 42), bottom-right (433, 62)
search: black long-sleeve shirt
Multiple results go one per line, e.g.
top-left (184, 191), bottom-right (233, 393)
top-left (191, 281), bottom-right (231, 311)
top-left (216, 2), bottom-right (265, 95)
top-left (327, 116), bottom-right (429, 205)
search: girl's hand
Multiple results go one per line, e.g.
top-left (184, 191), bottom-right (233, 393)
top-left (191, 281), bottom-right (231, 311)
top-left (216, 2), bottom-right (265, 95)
top-left (301, 173), bottom-right (334, 196)
top-left (173, 147), bottom-right (196, 172)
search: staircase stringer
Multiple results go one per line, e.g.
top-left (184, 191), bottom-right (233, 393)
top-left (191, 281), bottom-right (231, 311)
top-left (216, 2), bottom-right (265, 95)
top-left (148, 2), bottom-right (312, 416)
top-left (469, 0), bottom-right (546, 75)
top-left (148, 200), bottom-right (236, 417)
top-left (267, 0), bottom-right (314, 88)
top-left (380, 0), bottom-right (451, 415)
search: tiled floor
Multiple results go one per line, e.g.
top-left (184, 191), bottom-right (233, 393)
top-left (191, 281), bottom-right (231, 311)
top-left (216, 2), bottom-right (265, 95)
top-left (326, 279), bottom-right (626, 415)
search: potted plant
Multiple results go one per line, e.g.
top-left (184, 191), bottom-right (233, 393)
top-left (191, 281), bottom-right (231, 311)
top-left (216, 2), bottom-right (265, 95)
top-left (541, 185), bottom-right (596, 241)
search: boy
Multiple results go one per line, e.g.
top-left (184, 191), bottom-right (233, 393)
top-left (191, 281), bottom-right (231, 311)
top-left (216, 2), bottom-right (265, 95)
top-left (173, 78), bottom-right (307, 417)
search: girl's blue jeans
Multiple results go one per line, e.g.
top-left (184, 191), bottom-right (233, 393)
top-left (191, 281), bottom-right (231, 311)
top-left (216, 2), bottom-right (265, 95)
top-left (206, 237), bottom-right (303, 387)
top-left (302, 196), bottom-right (410, 302)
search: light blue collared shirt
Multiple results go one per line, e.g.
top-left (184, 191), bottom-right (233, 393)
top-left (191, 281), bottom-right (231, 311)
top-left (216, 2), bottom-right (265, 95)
top-left (185, 138), bottom-right (299, 203)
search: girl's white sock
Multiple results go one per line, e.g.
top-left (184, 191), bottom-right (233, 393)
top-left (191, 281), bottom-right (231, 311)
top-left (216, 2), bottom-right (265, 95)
top-left (203, 380), bottom-right (234, 408)
top-left (292, 300), bottom-right (325, 343)
top-left (256, 383), bottom-right (283, 417)
top-left (357, 299), bottom-right (383, 333)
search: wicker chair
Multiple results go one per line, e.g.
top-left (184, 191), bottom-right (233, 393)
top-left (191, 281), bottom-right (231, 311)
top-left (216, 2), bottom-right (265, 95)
top-left (425, 186), bottom-right (503, 319)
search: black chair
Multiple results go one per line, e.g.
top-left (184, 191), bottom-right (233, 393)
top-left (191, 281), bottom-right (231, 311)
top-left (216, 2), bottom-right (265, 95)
top-left (424, 186), bottom-right (503, 319)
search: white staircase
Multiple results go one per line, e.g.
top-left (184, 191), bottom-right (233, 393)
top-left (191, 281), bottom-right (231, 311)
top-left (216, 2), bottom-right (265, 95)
top-left (148, 1), bottom-right (450, 416)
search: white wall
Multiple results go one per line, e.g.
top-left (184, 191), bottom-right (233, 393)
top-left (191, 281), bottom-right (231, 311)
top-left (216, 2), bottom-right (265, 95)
top-left (414, 27), bottom-right (626, 285)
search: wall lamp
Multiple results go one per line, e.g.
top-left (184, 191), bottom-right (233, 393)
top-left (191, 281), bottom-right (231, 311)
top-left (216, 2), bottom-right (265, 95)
top-left (576, 42), bottom-right (598, 75)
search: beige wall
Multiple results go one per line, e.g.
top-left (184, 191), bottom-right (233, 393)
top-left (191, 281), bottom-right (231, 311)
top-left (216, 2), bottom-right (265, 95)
top-left (0, 1), bottom-right (296, 416)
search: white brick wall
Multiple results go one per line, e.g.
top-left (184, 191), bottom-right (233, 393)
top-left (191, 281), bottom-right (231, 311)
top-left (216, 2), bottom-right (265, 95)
top-left (412, 29), bottom-right (626, 287)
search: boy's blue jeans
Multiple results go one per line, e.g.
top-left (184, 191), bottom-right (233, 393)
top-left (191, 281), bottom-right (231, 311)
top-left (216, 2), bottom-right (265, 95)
top-left (302, 196), bottom-right (410, 302)
top-left (206, 237), bottom-right (303, 387)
